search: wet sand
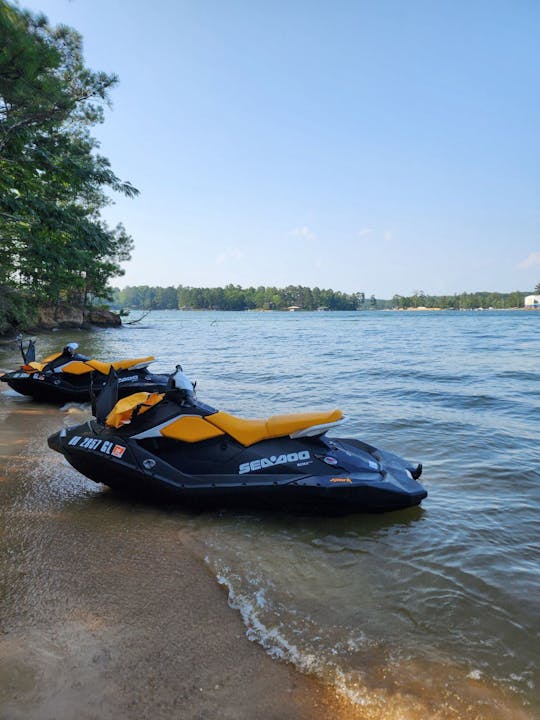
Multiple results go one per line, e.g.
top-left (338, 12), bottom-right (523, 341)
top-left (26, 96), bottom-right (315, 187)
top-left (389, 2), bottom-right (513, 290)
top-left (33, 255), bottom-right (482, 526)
top-left (0, 390), bottom-right (361, 720)
top-left (1, 514), bottom-right (359, 720)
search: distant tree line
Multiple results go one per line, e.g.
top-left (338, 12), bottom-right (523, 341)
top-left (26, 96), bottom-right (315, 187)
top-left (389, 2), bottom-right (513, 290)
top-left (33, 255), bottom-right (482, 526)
top-left (111, 285), bottom-right (532, 311)
top-left (112, 285), bottom-right (367, 311)
top-left (391, 290), bottom-right (529, 310)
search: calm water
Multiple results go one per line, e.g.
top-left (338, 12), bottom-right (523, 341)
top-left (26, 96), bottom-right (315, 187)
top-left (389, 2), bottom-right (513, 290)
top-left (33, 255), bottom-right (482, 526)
top-left (1, 309), bottom-right (539, 719)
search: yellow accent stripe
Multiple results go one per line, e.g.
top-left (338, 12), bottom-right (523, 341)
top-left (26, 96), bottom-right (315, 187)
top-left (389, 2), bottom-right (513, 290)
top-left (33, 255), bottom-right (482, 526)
top-left (58, 361), bottom-right (93, 375)
top-left (41, 352), bottom-right (61, 363)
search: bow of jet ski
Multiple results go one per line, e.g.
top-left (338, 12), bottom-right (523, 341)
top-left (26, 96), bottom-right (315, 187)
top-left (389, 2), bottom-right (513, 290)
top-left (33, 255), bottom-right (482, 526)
top-left (47, 368), bottom-right (427, 514)
top-left (1, 340), bottom-right (170, 403)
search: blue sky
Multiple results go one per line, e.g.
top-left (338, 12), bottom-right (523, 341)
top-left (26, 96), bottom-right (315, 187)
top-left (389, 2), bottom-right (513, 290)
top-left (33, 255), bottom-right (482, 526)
top-left (20, 0), bottom-right (540, 296)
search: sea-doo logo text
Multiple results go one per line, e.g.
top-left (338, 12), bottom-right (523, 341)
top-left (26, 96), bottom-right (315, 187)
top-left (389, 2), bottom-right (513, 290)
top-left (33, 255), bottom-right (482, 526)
top-left (118, 375), bottom-right (138, 383)
top-left (239, 451), bottom-right (311, 475)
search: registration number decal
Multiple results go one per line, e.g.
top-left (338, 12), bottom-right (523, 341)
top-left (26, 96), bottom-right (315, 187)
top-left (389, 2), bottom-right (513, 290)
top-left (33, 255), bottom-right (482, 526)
top-left (67, 435), bottom-right (126, 458)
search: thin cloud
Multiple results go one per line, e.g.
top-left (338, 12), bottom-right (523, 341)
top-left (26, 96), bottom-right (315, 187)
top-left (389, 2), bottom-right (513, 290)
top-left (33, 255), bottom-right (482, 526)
top-left (518, 252), bottom-right (540, 269)
top-left (216, 248), bottom-right (245, 264)
top-left (289, 226), bottom-right (315, 240)
top-left (357, 227), bottom-right (373, 237)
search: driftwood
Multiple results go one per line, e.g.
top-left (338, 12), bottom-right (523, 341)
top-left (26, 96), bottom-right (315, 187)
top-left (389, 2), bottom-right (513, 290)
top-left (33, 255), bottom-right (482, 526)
top-left (122, 310), bottom-right (151, 325)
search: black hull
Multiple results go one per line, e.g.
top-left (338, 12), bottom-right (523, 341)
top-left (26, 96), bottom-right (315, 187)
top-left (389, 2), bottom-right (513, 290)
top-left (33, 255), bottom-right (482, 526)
top-left (48, 426), bottom-right (427, 515)
top-left (2, 375), bottom-right (168, 404)
top-left (59, 451), bottom-right (425, 513)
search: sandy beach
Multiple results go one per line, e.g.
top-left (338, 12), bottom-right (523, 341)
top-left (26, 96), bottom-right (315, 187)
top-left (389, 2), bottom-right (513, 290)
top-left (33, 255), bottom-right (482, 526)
top-left (0, 392), bottom-right (362, 720)
top-left (0, 512), bottom-right (358, 720)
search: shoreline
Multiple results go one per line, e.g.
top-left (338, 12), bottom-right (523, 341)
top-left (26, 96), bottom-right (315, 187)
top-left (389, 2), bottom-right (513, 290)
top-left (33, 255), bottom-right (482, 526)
top-left (0, 520), bottom-right (361, 720)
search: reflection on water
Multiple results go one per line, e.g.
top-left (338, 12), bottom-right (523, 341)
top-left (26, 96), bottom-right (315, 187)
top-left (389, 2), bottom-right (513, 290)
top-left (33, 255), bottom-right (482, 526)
top-left (1, 310), bottom-right (539, 719)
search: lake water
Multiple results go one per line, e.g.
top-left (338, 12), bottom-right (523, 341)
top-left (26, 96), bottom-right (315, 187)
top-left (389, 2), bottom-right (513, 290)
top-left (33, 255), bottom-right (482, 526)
top-left (1, 309), bottom-right (539, 719)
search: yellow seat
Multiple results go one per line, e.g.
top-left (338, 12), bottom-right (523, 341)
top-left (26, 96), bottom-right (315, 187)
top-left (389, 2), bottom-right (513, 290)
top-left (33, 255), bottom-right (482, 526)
top-left (24, 353), bottom-right (153, 376)
top-left (160, 415), bottom-right (225, 442)
top-left (106, 392), bottom-right (165, 428)
top-left (55, 357), bottom-right (154, 375)
top-left (206, 408), bottom-right (343, 447)
top-left (85, 359), bottom-right (113, 375)
top-left (111, 356), bottom-right (154, 371)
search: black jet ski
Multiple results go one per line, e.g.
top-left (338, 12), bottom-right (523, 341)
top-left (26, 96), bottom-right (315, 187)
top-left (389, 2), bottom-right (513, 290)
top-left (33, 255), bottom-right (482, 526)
top-left (1, 340), bottom-right (170, 403)
top-left (47, 368), bottom-right (427, 513)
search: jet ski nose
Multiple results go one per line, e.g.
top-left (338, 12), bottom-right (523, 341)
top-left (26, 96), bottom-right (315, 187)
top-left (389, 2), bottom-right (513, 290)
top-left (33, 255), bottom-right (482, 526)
top-left (47, 430), bottom-right (62, 453)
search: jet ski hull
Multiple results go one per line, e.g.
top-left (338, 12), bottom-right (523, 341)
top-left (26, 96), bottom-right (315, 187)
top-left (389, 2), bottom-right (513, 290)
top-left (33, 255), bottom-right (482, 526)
top-left (48, 421), bottom-right (427, 514)
top-left (1, 370), bottom-right (168, 404)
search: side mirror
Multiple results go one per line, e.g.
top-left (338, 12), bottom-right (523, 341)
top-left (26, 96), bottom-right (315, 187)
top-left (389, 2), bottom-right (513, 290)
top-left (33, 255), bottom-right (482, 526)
top-left (167, 365), bottom-right (196, 397)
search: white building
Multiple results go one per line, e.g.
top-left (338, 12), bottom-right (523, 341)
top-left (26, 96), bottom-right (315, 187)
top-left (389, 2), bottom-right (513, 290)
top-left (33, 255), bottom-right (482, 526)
top-left (524, 295), bottom-right (540, 308)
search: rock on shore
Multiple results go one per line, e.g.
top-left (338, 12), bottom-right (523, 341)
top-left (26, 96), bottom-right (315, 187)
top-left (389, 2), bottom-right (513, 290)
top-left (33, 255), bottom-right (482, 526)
top-left (37, 306), bottom-right (121, 329)
top-left (84, 308), bottom-right (122, 327)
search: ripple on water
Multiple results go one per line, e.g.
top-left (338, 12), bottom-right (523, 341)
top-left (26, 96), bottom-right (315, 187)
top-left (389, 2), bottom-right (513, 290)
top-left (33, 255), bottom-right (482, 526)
top-left (1, 310), bottom-right (539, 718)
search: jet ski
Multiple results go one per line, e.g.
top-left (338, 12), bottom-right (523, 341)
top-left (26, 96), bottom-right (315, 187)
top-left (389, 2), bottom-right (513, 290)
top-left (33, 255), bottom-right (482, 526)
top-left (1, 340), bottom-right (170, 403)
top-left (47, 367), bottom-right (427, 513)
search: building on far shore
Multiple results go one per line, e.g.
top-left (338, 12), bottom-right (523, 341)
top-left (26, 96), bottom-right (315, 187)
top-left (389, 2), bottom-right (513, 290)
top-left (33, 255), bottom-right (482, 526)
top-left (524, 295), bottom-right (540, 308)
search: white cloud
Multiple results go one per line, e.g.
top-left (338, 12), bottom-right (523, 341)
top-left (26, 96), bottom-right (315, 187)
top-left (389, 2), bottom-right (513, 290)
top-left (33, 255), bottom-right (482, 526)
top-left (288, 226), bottom-right (315, 240)
top-left (216, 248), bottom-right (245, 264)
top-left (357, 227), bottom-right (373, 237)
top-left (383, 230), bottom-right (393, 241)
top-left (518, 252), bottom-right (540, 269)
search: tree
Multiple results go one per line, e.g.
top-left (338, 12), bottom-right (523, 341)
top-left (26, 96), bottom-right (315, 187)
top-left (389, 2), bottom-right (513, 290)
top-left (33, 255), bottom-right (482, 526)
top-left (0, 1), bottom-right (138, 331)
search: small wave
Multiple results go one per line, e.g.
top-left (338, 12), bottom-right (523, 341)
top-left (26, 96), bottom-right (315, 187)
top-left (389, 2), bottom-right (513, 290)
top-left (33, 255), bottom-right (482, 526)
top-left (60, 401), bottom-right (91, 413)
top-left (496, 370), bottom-right (540, 382)
top-left (210, 558), bottom-right (532, 719)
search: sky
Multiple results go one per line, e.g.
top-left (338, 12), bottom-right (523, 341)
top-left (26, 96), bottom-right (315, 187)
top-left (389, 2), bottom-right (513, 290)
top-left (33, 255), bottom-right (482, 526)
top-left (18, 0), bottom-right (540, 297)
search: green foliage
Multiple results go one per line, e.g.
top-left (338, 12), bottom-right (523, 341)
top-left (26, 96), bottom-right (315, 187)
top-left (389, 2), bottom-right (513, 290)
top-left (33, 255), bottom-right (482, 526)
top-left (0, 1), bottom-right (138, 333)
top-left (0, 283), bottom-right (37, 333)
top-left (112, 285), bottom-right (532, 313)
top-left (390, 290), bottom-right (528, 310)
top-left (113, 284), bottom-right (366, 311)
